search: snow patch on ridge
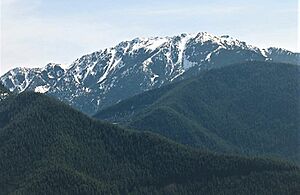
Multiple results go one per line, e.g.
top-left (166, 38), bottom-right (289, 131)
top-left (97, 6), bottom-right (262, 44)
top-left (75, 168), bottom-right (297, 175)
top-left (177, 33), bottom-right (195, 65)
top-left (34, 85), bottom-right (50, 93)
top-left (150, 74), bottom-right (159, 84)
top-left (131, 37), bottom-right (169, 52)
top-left (97, 49), bottom-right (122, 84)
top-left (145, 37), bottom-right (168, 51)
top-left (260, 48), bottom-right (268, 58)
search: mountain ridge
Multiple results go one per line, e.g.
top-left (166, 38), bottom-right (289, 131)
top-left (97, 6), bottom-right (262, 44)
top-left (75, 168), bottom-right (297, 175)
top-left (1, 32), bottom-right (299, 114)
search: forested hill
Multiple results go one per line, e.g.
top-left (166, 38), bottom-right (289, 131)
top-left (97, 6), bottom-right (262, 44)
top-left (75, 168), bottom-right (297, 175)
top-left (0, 92), bottom-right (299, 194)
top-left (95, 61), bottom-right (300, 162)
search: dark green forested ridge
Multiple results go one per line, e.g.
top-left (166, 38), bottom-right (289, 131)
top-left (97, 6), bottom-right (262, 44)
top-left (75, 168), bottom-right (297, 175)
top-left (0, 92), bottom-right (299, 194)
top-left (95, 61), bottom-right (300, 162)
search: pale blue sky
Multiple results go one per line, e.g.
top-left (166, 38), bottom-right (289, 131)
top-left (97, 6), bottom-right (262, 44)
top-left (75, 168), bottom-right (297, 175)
top-left (0, 0), bottom-right (298, 75)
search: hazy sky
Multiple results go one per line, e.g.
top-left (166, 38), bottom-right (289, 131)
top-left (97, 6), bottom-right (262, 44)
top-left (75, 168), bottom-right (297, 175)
top-left (0, 0), bottom-right (298, 75)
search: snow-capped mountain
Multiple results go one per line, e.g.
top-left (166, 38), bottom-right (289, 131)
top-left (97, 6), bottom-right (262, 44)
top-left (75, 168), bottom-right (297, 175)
top-left (1, 32), bottom-right (299, 114)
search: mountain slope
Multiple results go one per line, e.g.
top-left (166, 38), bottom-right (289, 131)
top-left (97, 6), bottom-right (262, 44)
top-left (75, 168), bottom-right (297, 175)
top-left (1, 32), bottom-right (299, 114)
top-left (0, 82), bottom-right (10, 101)
top-left (95, 62), bottom-right (300, 162)
top-left (0, 92), bottom-right (299, 194)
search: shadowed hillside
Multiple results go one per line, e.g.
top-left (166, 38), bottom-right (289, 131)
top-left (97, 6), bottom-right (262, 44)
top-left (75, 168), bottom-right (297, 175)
top-left (95, 62), bottom-right (300, 162)
top-left (0, 92), bottom-right (299, 194)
